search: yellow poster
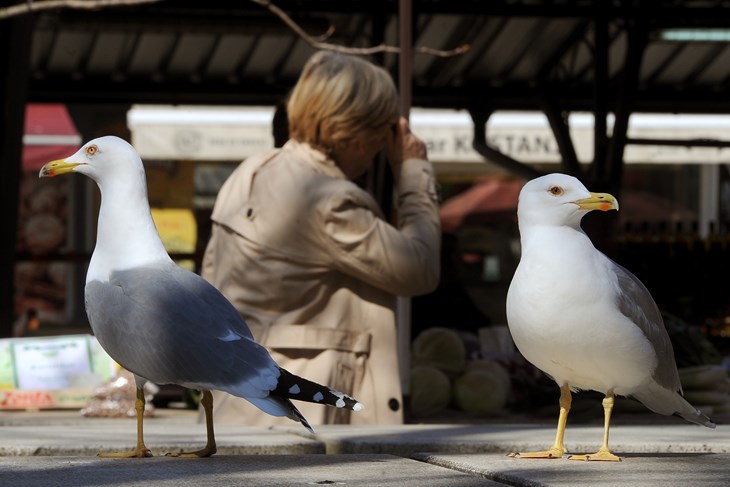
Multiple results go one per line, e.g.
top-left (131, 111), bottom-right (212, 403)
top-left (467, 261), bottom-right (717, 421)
top-left (150, 208), bottom-right (197, 271)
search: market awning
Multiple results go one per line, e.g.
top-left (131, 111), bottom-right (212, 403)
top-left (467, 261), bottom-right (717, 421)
top-left (439, 178), bottom-right (523, 233)
top-left (23, 104), bottom-right (81, 172)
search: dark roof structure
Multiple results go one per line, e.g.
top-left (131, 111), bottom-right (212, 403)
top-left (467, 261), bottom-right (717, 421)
top-left (23, 1), bottom-right (730, 114)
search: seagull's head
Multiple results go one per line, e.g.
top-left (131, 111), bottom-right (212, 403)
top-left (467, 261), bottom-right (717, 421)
top-left (39, 136), bottom-right (144, 187)
top-left (517, 173), bottom-right (618, 229)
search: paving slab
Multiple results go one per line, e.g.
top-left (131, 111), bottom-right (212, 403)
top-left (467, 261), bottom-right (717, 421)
top-left (0, 409), bottom-right (323, 456)
top-left (0, 454), bottom-right (498, 487)
top-left (0, 423), bottom-right (323, 456)
top-left (275, 423), bottom-right (730, 456)
top-left (415, 451), bottom-right (730, 487)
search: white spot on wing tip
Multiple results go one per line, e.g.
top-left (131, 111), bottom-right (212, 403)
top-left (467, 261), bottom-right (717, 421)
top-left (353, 402), bottom-right (364, 411)
top-left (217, 330), bottom-right (242, 342)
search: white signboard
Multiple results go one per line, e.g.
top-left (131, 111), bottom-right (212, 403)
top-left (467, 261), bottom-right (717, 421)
top-left (128, 106), bottom-right (730, 165)
top-left (129, 105), bottom-right (275, 161)
top-left (1, 335), bottom-right (117, 392)
top-left (13, 336), bottom-right (92, 390)
top-left (415, 124), bottom-right (563, 164)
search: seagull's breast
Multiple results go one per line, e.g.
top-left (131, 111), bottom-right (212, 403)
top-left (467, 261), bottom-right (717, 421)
top-left (507, 228), bottom-right (656, 392)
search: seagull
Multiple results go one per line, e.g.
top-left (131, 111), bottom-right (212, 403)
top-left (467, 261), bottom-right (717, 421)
top-left (506, 173), bottom-right (714, 462)
top-left (39, 136), bottom-right (363, 458)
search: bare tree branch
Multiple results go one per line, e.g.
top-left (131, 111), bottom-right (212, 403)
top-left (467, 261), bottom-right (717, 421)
top-left (0, 0), bottom-right (161, 20)
top-left (1, 0), bottom-right (470, 57)
top-left (250, 0), bottom-right (470, 57)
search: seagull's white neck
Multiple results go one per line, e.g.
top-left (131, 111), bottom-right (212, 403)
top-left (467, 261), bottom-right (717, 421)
top-left (87, 176), bottom-right (171, 283)
top-left (519, 223), bottom-right (593, 262)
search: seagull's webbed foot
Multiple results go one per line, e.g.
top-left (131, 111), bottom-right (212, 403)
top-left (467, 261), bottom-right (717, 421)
top-left (568, 393), bottom-right (621, 462)
top-left (166, 389), bottom-right (217, 458)
top-left (99, 447), bottom-right (153, 459)
top-left (165, 444), bottom-right (217, 459)
top-left (508, 447), bottom-right (565, 459)
top-left (98, 387), bottom-right (153, 458)
top-left (569, 447), bottom-right (621, 462)
top-left (510, 384), bottom-right (571, 461)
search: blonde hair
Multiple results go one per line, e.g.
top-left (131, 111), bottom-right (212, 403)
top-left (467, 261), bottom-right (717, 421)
top-left (287, 50), bottom-right (399, 156)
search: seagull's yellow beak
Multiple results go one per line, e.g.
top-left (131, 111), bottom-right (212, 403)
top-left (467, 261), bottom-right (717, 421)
top-left (38, 159), bottom-right (80, 178)
top-left (573, 192), bottom-right (619, 212)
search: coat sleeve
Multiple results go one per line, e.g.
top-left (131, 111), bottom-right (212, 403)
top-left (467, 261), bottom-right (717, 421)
top-left (321, 158), bottom-right (441, 297)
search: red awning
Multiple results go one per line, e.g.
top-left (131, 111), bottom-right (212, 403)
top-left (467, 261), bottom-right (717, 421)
top-left (439, 178), bottom-right (523, 233)
top-left (22, 104), bottom-right (81, 172)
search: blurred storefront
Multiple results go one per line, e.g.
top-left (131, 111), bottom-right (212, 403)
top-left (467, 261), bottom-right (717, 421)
top-left (15, 104), bottom-right (82, 338)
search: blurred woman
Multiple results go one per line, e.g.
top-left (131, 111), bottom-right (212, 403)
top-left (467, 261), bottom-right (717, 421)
top-left (202, 50), bottom-right (441, 426)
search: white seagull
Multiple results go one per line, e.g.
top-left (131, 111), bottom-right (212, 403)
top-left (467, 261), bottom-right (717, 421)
top-left (39, 136), bottom-right (363, 458)
top-left (506, 173), bottom-right (714, 462)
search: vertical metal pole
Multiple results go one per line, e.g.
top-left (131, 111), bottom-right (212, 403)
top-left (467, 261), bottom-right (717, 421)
top-left (396, 0), bottom-right (413, 413)
top-left (699, 165), bottom-right (719, 240)
top-left (399, 0), bottom-right (412, 119)
top-left (592, 12), bottom-right (608, 184)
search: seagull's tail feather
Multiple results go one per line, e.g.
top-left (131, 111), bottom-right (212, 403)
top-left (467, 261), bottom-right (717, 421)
top-left (245, 368), bottom-right (363, 434)
top-left (632, 381), bottom-right (716, 429)
top-left (677, 405), bottom-right (716, 429)
top-left (245, 395), bottom-right (315, 433)
top-left (272, 367), bottom-right (364, 412)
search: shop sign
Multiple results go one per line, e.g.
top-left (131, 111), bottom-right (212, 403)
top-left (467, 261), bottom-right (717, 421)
top-left (0, 335), bottom-right (117, 409)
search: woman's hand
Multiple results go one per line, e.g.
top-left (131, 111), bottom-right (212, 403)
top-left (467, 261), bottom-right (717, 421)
top-left (386, 117), bottom-right (428, 182)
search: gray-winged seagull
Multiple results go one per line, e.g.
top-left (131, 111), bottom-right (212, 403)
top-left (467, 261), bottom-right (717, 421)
top-left (39, 136), bottom-right (363, 458)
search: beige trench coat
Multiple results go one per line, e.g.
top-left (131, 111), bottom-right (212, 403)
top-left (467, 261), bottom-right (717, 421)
top-left (201, 140), bottom-right (441, 426)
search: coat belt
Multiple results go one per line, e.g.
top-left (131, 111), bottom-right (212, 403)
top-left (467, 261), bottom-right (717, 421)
top-left (261, 324), bottom-right (372, 355)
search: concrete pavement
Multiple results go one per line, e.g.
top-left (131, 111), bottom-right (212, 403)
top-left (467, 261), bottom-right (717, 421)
top-left (1, 409), bottom-right (728, 486)
top-left (0, 455), bottom-right (497, 487)
top-left (417, 451), bottom-right (730, 487)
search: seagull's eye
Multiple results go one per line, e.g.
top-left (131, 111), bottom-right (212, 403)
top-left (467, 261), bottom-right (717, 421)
top-left (548, 185), bottom-right (563, 196)
top-left (86, 145), bottom-right (98, 156)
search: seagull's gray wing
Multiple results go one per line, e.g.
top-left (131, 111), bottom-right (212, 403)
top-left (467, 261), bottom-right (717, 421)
top-left (610, 259), bottom-right (682, 393)
top-left (85, 260), bottom-right (279, 398)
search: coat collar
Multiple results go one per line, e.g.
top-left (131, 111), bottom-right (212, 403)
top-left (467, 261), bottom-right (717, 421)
top-left (283, 139), bottom-right (347, 180)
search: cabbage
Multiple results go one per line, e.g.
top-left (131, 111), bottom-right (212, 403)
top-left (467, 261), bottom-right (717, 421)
top-left (412, 327), bottom-right (466, 375)
top-left (410, 365), bottom-right (452, 417)
top-left (452, 368), bottom-right (509, 415)
top-left (466, 359), bottom-right (511, 390)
